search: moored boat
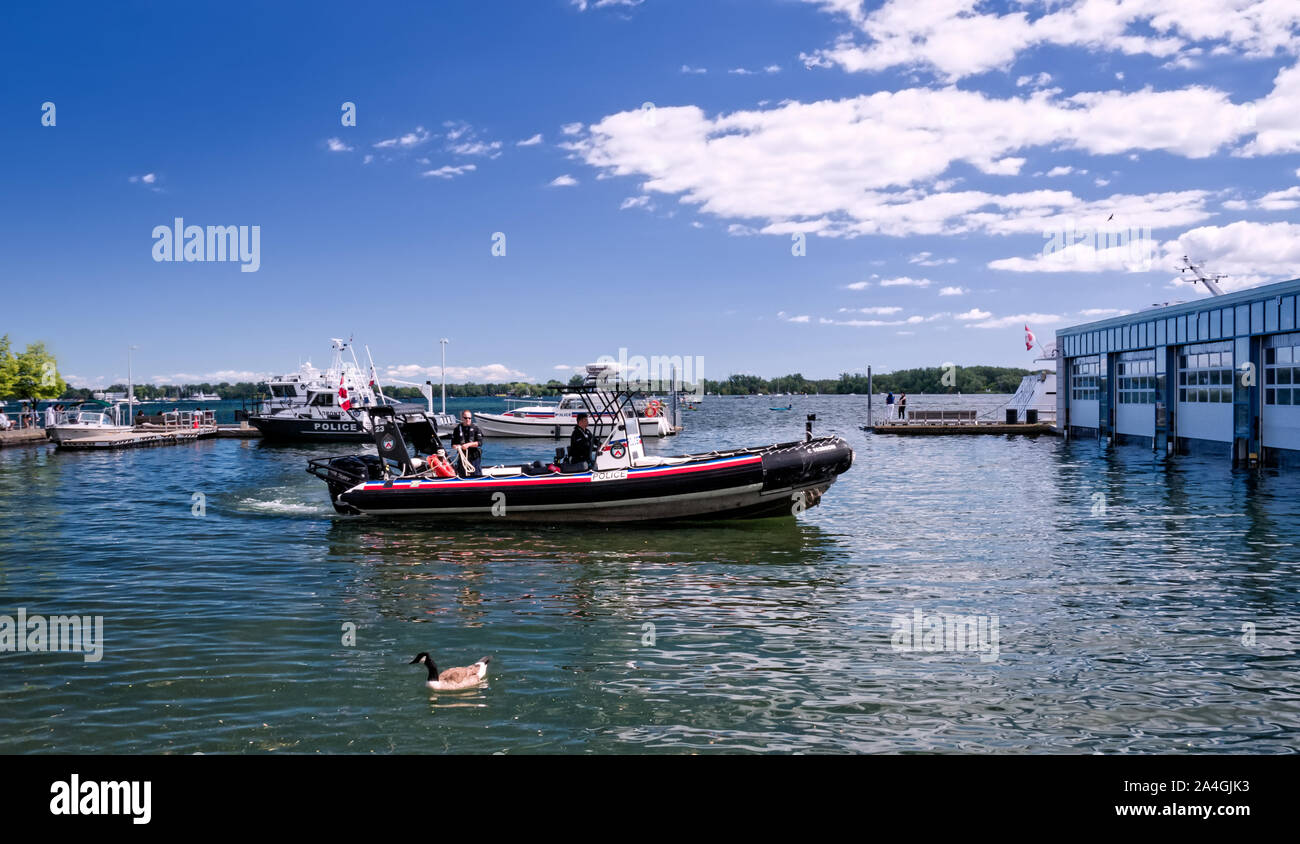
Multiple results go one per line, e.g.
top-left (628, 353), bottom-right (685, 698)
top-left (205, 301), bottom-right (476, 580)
top-left (474, 393), bottom-right (676, 438)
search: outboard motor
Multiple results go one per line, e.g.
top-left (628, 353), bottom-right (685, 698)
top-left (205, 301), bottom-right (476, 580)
top-left (368, 407), bottom-right (415, 475)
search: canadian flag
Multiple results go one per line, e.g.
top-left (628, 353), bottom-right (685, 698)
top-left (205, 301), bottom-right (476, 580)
top-left (1024, 325), bottom-right (1036, 351)
top-left (338, 375), bottom-right (352, 411)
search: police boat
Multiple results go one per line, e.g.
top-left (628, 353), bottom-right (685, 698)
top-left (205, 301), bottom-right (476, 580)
top-left (306, 368), bottom-right (853, 523)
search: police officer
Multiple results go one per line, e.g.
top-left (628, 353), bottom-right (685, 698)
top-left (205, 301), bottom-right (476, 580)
top-left (569, 413), bottom-right (597, 467)
top-left (451, 411), bottom-right (485, 477)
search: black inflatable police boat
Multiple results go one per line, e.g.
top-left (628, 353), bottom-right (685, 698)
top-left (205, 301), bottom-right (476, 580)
top-left (307, 370), bottom-right (853, 523)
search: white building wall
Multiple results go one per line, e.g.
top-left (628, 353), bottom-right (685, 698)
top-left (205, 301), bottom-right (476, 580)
top-left (1073, 400), bottom-right (1099, 428)
top-left (1176, 403), bottom-right (1233, 442)
top-left (1116, 403), bottom-right (1155, 437)
top-left (1262, 405), bottom-right (1300, 450)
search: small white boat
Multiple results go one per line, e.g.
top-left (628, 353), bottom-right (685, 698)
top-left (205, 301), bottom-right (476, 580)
top-left (46, 403), bottom-right (134, 444)
top-left (474, 384), bottom-right (675, 438)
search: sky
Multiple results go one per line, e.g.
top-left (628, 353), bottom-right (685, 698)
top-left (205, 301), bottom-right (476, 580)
top-left (2, 0), bottom-right (1299, 388)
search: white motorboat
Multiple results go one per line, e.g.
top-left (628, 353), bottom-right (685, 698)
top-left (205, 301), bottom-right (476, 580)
top-left (46, 402), bottom-right (134, 444)
top-left (474, 384), bottom-right (676, 438)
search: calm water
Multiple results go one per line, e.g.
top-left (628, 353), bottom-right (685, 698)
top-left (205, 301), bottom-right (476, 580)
top-left (1, 395), bottom-right (1297, 754)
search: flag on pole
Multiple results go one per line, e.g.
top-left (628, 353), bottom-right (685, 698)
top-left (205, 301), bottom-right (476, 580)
top-left (1024, 325), bottom-right (1036, 351)
top-left (338, 374), bottom-right (352, 411)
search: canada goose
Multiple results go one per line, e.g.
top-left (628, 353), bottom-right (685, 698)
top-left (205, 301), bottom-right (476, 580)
top-left (409, 652), bottom-right (491, 691)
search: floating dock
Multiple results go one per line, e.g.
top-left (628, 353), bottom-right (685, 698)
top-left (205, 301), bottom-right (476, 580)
top-left (56, 426), bottom-right (221, 450)
top-left (868, 422), bottom-right (1058, 436)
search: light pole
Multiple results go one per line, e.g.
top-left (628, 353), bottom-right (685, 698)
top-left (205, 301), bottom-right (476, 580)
top-left (439, 338), bottom-right (449, 414)
top-left (127, 344), bottom-right (138, 425)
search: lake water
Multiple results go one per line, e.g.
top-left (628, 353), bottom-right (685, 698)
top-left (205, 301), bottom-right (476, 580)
top-left (1, 394), bottom-right (1297, 753)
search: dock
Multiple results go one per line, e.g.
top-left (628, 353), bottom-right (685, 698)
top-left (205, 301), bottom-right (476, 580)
top-left (56, 426), bottom-right (221, 450)
top-left (0, 428), bottom-right (48, 449)
top-left (868, 422), bottom-right (1058, 436)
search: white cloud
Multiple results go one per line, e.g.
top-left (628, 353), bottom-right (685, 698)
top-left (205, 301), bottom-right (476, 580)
top-left (846, 280), bottom-right (872, 290)
top-left (1016, 72), bottom-right (1053, 88)
top-left (1079, 308), bottom-right (1126, 316)
top-left (909, 251), bottom-right (957, 266)
top-left (765, 65), bottom-right (782, 73)
top-left (421, 164), bottom-right (477, 179)
top-left (386, 363), bottom-right (530, 382)
top-left (549, 174), bottom-right (579, 187)
top-left (1160, 220), bottom-right (1300, 289)
top-left (778, 311), bottom-right (811, 323)
top-left (880, 276), bottom-right (931, 287)
top-left (955, 308), bottom-right (993, 321)
top-left (517, 133), bottom-right (543, 146)
top-left (729, 68), bottom-right (756, 75)
top-left (938, 286), bottom-right (967, 296)
top-left (965, 313), bottom-right (1065, 330)
top-left (1257, 186), bottom-right (1300, 210)
top-left (567, 81), bottom-right (1262, 239)
top-left (681, 65), bottom-right (707, 74)
top-left (842, 305), bottom-right (903, 314)
top-left (620, 195), bottom-right (652, 210)
top-left (374, 126), bottom-right (431, 149)
top-left (989, 235), bottom-right (1161, 274)
top-left (572, 0), bottom-right (643, 11)
top-left (800, 0), bottom-right (1300, 82)
top-left (561, 122), bottom-right (584, 136)
top-left (1046, 166), bottom-right (1074, 177)
top-left (326, 137), bottom-right (353, 153)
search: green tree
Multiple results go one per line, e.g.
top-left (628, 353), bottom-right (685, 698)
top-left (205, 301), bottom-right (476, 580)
top-left (6, 341), bottom-right (67, 402)
top-left (0, 335), bottom-right (15, 398)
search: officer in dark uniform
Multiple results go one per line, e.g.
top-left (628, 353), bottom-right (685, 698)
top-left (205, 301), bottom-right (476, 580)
top-left (451, 411), bottom-right (485, 477)
top-left (569, 413), bottom-right (597, 467)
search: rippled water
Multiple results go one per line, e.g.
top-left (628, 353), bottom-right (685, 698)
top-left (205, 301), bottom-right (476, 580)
top-left (1, 395), bottom-right (1297, 753)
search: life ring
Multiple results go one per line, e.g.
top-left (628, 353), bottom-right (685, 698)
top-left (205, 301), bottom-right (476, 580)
top-left (645, 399), bottom-right (662, 418)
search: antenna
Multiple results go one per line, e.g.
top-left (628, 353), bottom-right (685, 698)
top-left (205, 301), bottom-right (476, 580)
top-left (1177, 256), bottom-right (1226, 296)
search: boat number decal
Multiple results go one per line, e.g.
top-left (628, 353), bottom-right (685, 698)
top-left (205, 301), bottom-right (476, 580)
top-left (592, 469), bottom-right (628, 482)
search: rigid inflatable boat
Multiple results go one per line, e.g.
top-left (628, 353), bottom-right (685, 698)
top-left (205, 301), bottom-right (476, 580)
top-left (307, 366), bottom-right (853, 524)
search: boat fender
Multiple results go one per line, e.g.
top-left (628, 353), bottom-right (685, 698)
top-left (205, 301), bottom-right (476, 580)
top-left (428, 454), bottom-right (456, 479)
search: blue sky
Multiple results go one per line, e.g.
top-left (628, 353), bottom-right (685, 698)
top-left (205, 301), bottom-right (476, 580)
top-left (3, 0), bottom-right (1298, 387)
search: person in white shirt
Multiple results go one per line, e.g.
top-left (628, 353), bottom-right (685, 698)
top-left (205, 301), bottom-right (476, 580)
top-left (0, 412), bottom-right (11, 431)
top-left (44, 404), bottom-right (57, 428)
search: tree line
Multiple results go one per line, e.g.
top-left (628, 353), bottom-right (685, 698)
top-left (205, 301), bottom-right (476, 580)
top-left (703, 366), bottom-right (1040, 395)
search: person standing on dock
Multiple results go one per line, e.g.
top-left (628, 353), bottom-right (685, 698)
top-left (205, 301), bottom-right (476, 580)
top-left (885, 392), bottom-right (894, 418)
top-left (897, 393), bottom-right (907, 421)
top-left (43, 403), bottom-right (56, 429)
top-left (451, 411), bottom-right (484, 477)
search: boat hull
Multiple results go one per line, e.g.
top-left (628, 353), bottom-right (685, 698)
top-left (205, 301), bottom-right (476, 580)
top-left (309, 437), bottom-right (853, 523)
top-left (250, 412), bottom-right (454, 443)
top-left (47, 424), bottom-right (136, 444)
top-left (474, 412), bottom-right (673, 438)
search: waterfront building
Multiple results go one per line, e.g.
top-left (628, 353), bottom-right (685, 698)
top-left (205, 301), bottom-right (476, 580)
top-left (1055, 277), bottom-right (1300, 466)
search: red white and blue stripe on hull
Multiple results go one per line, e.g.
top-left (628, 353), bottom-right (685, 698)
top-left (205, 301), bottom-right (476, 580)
top-left (312, 437), bottom-right (854, 523)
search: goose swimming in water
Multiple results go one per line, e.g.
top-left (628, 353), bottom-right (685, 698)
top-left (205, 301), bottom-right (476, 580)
top-left (409, 652), bottom-right (491, 691)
